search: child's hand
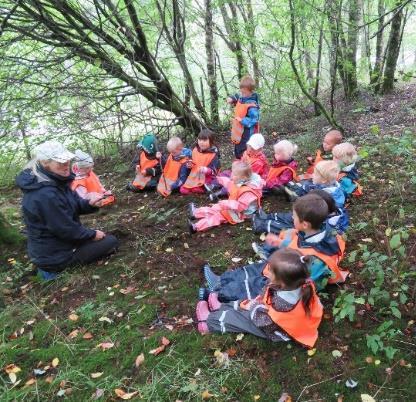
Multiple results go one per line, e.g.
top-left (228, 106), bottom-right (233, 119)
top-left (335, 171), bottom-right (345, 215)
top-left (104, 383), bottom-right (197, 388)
top-left (156, 151), bottom-right (162, 159)
top-left (306, 156), bottom-right (314, 165)
top-left (141, 169), bottom-right (147, 176)
top-left (186, 161), bottom-right (194, 169)
top-left (226, 97), bottom-right (234, 104)
top-left (234, 116), bottom-right (242, 122)
top-left (135, 165), bottom-right (141, 173)
top-left (265, 233), bottom-right (282, 247)
top-left (104, 190), bottom-right (112, 196)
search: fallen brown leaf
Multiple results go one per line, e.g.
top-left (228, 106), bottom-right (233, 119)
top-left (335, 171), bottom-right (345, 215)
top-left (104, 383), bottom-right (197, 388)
top-left (68, 314), bottom-right (79, 322)
top-left (83, 332), bottom-right (94, 340)
top-left (96, 342), bottom-right (114, 350)
top-left (135, 353), bottom-right (145, 368)
top-left (114, 388), bottom-right (139, 400)
top-left (4, 364), bottom-right (21, 374)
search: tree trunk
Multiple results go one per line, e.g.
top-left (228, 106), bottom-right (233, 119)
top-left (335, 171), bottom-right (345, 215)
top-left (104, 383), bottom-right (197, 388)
top-left (205, 0), bottom-right (218, 124)
top-left (245, 0), bottom-right (260, 86)
top-left (381, 1), bottom-right (403, 93)
top-left (313, 20), bottom-right (324, 116)
top-left (346, 0), bottom-right (359, 97)
top-left (371, 0), bottom-right (385, 91)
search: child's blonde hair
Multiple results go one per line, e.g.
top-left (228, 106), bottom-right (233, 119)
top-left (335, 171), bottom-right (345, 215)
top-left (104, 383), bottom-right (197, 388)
top-left (313, 160), bottom-right (340, 184)
top-left (232, 161), bottom-right (252, 181)
top-left (166, 137), bottom-right (183, 152)
top-left (239, 75), bottom-right (256, 91)
top-left (332, 142), bottom-right (358, 165)
top-left (274, 140), bottom-right (298, 160)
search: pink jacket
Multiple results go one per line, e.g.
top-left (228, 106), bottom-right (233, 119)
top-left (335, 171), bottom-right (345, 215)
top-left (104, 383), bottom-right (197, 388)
top-left (266, 159), bottom-right (298, 188)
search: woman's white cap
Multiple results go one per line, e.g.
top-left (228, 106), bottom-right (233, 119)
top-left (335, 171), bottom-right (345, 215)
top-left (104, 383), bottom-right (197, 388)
top-left (246, 133), bottom-right (265, 150)
top-left (34, 140), bottom-right (75, 163)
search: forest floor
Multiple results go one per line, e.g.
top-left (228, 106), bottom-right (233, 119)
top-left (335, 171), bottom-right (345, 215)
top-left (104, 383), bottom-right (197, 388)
top-left (1, 84), bottom-right (416, 401)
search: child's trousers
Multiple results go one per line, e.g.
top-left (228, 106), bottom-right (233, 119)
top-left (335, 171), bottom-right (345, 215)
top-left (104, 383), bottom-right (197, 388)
top-left (214, 262), bottom-right (267, 302)
top-left (207, 303), bottom-right (267, 338)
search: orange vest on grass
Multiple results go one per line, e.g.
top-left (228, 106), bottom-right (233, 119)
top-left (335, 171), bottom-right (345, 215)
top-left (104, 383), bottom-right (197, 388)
top-left (262, 284), bottom-right (323, 348)
top-left (284, 229), bottom-right (348, 284)
top-left (220, 182), bottom-right (262, 224)
top-left (71, 172), bottom-right (115, 206)
top-left (157, 154), bottom-right (189, 197)
top-left (132, 152), bottom-right (159, 190)
top-left (231, 101), bottom-right (258, 144)
top-left (182, 148), bottom-right (216, 189)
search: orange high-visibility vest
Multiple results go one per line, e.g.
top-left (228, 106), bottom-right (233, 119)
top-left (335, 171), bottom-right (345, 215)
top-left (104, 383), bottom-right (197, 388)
top-left (157, 154), bottom-right (189, 197)
top-left (337, 172), bottom-right (363, 197)
top-left (231, 101), bottom-right (258, 144)
top-left (306, 149), bottom-right (324, 175)
top-left (262, 284), bottom-right (323, 348)
top-left (278, 229), bottom-right (348, 284)
top-left (266, 165), bottom-right (298, 184)
top-left (132, 152), bottom-right (159, 190)
top-left (71, 172), bottom-right (115, 206)
top-left (182, 148), bottom-right (216, 189)
top-left (220, 182), bottom-right (262, 224)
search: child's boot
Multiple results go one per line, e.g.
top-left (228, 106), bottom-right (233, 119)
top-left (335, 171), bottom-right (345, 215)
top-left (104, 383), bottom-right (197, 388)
top-left (209, 188), bottom-right (228, 202)
top-left (188, 203), bottom-right (196, 219)
top-left (252, 242), bottom-right (268, 261)
top-left (203, 264), bottom-right (220, 290)
top-left (198, 287), bottom-right (210, 301)
top-left (208, 292), bottom-right (221, 311)
top-left (196, 301), bottom-right (210, 334)
top-left (188, 219), bottom-right (197, 234)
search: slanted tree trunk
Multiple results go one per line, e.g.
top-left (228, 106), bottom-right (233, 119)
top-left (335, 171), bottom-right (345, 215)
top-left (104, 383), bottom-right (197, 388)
top-left (313, 20), bottom-right (325, 116)
top-left (381, 1), bottom-right (404, 93)
top-left (345, 0), bottom-right (359, 97)
top-left (205, 0), bottom-right (218, 125)
top-left (218, 3), bottom-right (247, 80)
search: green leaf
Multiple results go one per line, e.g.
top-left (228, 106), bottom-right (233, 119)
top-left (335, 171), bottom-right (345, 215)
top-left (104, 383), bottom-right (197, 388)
top-left (389, 234), bottom-right (401, 249)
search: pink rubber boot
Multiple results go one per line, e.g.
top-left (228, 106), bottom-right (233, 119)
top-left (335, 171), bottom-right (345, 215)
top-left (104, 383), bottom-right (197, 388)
top-left (208, 292), bottom-right (222, 311)
top-left (196, 301), bottom-right (210, 334)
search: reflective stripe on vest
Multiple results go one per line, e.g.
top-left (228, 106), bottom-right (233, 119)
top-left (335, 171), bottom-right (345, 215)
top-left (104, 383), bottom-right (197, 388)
top-left (284, 230), bottom-right (348, 284)
top-left (231, 101), bottom-right (258, 144)
top-left (262, 284), bottom-right (323, 348)
top-left (132, 152), bottom-right (159, 189)
top-left (306, 149), bottom-right (323, 175)
top-left (71, 171), bottom-right (105, 193)
top-left (182, 148), bottom-right (216, 189)
top-left (220, 182), bottom-right (262, 224)
top-left (266, 165), bottom-right (298, 183)
top-left (157, 155), bottom-right (188, 197)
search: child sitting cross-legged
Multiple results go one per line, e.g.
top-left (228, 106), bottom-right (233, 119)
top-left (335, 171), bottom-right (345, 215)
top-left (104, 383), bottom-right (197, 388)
top-left (264, 140), bottom-right (298, 193)
top-left (332, 142), bottom-right (362, 198)
top-left (188, 161), bottom-right (264, 233)
top-left (71, 150), bottom-right (115, 207)
top-left (284, 160), bottom-right (345, 209)
top-left (252, 189), bottom-right (349, 236)
top-left (199, 193), bottom-right (347, 304)
top-left (157, 137), bottom-right (192, 197)
top-left (180, 129), bottom-right (220, 195)
top-left (196, 248), bottom-right (323, 349)
top-left (126, 133), bottom-right (161, 192)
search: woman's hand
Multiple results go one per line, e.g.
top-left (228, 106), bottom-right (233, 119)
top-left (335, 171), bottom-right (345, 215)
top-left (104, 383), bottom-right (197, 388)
top-left (93, 230), bottom-right (106, 241)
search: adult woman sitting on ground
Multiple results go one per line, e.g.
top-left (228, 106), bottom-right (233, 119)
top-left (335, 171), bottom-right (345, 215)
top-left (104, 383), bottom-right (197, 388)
top-left (16, 140), bottom-right (118, 280)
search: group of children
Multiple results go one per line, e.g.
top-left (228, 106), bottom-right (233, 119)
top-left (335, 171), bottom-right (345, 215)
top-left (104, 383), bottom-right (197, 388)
top-left (69, 75), bottom-right (362, 350)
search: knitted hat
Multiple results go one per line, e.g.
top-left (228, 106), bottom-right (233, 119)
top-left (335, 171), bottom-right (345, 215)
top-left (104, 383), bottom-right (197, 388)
top-left (74, 149), bottom-right (94, 168)
top-left (138, 133), bottom-right (157, 154)
top-left (34, 140), bottom-right (75, 163)
top-left (246, 133), bottom-right (265, 150)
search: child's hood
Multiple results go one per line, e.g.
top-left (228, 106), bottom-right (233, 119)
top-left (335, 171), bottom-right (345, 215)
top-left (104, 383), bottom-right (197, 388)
top-left (272, 158), bottom-right (298, 169)
top-left (299, 228), bottom-right (341, 256)
top-left (173, 147), bottom-right (192, 161)
top-left (341, 163), bottom-right (359, 180)
top-left (239, 92), bottom-right (259, 105)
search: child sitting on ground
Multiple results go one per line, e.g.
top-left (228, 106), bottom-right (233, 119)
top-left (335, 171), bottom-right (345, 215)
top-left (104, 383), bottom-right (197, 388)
top-left (199, 194), bottom-right (347, 303)
top-left (180, 129), bottom-right (220, 195)
top-left (227, 75), bottom-right (260, 159)
top-left (252, 189), bottom-right (349, 236)
top-left (301, 129), bottom-right (343, 180)
top-left (284, 160), bottom-right (345, 208)
top-left (332, 142), bottom-right (362, 198)
top-left (157, 137), bottom-right (192, 197)
top-left (71, 150), bottom-right (115, 206)
top-left (206, 133), bottom-right (268, 202)
top-left (188, 161), bottom-right (264, 233)
top-left (196, 249), bottom-right (323, 348)
top-left (265, 140), bottom-right (298, 192)
top-left (127, 133), bottom-right (161, 192)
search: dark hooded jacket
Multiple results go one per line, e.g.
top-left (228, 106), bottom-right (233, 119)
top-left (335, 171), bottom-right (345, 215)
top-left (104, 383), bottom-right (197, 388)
top-left (15, 165), bottom-right (97, 269)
